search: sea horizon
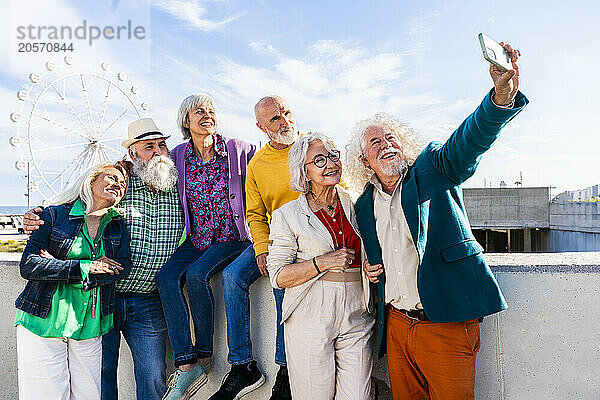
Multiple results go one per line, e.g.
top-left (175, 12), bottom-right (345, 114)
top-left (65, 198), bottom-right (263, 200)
top-left (0, 206), bottom-right (28, 215)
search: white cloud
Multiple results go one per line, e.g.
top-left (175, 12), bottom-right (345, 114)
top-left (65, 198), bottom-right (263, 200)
top-left (337, 53), bottom-right (404, 91)
top-left (250, 41), bottom-right (278, 55)
top-left (308, 40), bottom-right (365, 68)
top-left (153, 0), bottom-right (246, 32)
top-left (276, 59), bottom-right (329, 94)
top-left (142, 39), bottom-right (426, 148)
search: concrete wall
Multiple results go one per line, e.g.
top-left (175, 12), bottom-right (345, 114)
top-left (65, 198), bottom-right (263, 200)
top-left (550, 202), bottom-right (600, 234)
top-left (548, 230), bottom-right (600, 252)
top-left (475, 252), bottom-right (600, 399)
top-left (463, 187), bottom-right (550, 229)
top-left (2, 252), bottom-right (600, 399)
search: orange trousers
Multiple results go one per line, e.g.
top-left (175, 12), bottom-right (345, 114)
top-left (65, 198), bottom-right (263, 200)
top-left (386, 305), bottom-right (480, 400)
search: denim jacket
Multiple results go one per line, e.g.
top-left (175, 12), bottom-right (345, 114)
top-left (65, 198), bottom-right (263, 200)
top-left (16, 203), bottom-right (132, 318)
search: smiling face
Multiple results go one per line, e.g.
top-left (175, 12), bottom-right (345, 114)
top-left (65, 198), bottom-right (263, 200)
top-left (305, 139), bottom-right (342, 192)
top-left (255, 96), bottom-right (298, 147)
top-left (90, 167), bottom-right (127, 208)
top-left (362, 125), bottom-right (408, 180)
top-left (129, 138), bottom-right (169, 162)
top-left (186, 102), bottom-right (217, 138)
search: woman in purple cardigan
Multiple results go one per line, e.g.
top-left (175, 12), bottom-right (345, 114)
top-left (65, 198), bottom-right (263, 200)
top-left (156, 94), bottom-right (266, 400)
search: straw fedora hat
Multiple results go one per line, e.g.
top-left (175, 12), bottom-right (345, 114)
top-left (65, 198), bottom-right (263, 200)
top-left (122, 118), bottom-right (171, 148)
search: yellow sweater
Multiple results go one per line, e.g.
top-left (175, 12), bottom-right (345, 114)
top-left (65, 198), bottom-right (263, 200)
top-left (245, 143), bottom-right (300, 256)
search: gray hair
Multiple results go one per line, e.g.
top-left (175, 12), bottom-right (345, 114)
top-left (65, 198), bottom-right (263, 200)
top-left (343, 113), bottom-right (424, 192)
top-left (177, 93), bottom-right (217, 140)
top-left (288, 132), bottom-right (340, 193)
top-left (51, 162), bottom-right (128, 213)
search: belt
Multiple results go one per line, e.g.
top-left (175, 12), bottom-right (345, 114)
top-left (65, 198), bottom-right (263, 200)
top-left (391, 306), bottom-right (429, 321)
top-left (320, 270), bottom-right (361, 283)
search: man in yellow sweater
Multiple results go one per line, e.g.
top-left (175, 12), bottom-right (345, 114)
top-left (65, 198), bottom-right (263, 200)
top-left (245, 95), bottom-right (299, 400)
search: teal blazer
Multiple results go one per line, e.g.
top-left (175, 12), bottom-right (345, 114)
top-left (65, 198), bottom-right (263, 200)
top-left (355, 89), bottom-right (529, 358)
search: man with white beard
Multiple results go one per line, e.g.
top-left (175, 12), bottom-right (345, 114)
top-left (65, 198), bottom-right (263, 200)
top-left (347, 42), bottom-right (527, 399)
top-left (243, 95), bottom-right (300, 400)
top-left (101, 118), bottom-right (184, 400)
top-left (23, 118), bottom-right (185, 400)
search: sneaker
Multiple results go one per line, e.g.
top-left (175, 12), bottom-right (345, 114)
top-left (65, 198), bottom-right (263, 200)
top-left (162, 360), bottom-right (213, 400)
top-left (269, 366), bottom-right (292, 400)
top-left (208, 360), bottom-right (266, 400)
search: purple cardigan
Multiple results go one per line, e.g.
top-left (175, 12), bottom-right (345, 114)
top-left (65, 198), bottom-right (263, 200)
top-left (170, 137), bottom-right (256, 241)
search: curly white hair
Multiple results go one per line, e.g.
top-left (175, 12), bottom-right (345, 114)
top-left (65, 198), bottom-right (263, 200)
top-left (343, 113), bottom-right (424, 192)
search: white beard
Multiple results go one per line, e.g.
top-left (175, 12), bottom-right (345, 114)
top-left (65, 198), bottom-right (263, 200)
top-left (132, 155), bottom-right (178, 192)
top-left (379, 151), bottom-right (408, 177)
top-left (270, 126), bottom-right (297, 146)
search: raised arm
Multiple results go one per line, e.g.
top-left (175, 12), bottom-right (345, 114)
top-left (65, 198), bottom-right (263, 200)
top-left (429, 41), bottom-right (528, 184)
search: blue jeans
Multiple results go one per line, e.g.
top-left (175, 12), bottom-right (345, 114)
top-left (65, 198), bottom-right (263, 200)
top-left (155, 238), bottom-right (251, 367)
top-left (273, 287), bottom-right (287, 366)
top-left (221, 248), bottom-right (287, 365)
top-left (222, 245), bottom-right (262, 364)
top-left (101, 292), bottom-right (167, 400)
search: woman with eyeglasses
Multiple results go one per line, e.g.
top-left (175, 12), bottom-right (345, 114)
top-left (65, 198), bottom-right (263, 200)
top-left (266, 132), bottom-right (374, 400)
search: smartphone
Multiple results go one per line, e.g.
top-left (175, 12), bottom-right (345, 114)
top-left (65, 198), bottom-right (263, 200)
top-left (478, 33), bottom-right (512, 72)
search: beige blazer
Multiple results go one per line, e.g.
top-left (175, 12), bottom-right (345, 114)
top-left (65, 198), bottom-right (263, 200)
top-left (267, 185), bottom-right (372, 324)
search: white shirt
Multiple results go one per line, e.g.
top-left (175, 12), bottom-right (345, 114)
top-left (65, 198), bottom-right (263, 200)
top-left (372, 177), bottom-right (422, 310)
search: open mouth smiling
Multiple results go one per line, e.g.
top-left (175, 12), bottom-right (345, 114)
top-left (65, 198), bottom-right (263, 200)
top-left (106, 187), bottom-right (120, 196)
top-left (379, 151), bottom-right (399, 160)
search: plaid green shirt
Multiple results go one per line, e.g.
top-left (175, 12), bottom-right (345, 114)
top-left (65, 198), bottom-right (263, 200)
top-left (116, 175), bottom-right (184, 293)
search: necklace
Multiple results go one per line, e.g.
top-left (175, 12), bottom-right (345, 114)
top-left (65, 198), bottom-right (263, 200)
top-left (310, 192), bottom-right (337, 213)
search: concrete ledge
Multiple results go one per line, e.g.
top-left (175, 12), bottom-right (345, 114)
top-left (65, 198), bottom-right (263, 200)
top-left (478, 252), bottom-right (600, 399)
top-left (2, 252), bottom-right (600, 399)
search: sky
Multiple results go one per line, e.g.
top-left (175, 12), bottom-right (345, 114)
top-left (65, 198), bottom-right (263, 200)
top-left (0, 0), bottom-right (598, 206)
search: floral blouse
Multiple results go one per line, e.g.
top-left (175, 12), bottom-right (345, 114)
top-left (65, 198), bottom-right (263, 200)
top-left (184, 135), bottom-right (238, 250)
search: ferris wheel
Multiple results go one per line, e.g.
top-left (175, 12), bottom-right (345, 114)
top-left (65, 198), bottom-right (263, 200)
top-left (9, 57), bottom-right (150, 206)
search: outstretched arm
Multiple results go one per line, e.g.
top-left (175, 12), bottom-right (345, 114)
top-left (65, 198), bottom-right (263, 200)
top-left (429, 41), bottom-right (528, 184)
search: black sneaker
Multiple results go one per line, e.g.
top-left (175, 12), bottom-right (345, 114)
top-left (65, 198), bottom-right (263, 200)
top-left (269, 366), bottom-right (292, 400)
top-left (208, 360), bottom-right (266, 400)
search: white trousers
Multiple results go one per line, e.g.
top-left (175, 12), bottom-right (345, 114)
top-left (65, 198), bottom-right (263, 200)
top-left (284, 280), bottom-right (375, 400)
top-left (16, 325), bottom-right (102, 400)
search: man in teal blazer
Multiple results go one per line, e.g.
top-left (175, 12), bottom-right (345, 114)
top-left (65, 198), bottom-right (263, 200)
top-left (347, 42), bottom-right (528, 399)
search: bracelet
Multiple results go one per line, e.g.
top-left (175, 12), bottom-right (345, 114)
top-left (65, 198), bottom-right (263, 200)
top-left (312, 257), bottom-right (321, 274)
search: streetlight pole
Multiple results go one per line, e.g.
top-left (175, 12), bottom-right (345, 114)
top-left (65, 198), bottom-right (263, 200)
top-left (26, 162), bottom-right (30, 210)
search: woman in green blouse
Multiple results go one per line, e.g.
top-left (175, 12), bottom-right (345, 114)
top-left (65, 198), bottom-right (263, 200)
top-left (15, 162), bottom-right (132, 400)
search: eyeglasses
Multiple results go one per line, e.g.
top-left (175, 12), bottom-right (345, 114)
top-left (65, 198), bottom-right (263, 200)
top-left (305, 151), bottom-right (341, 168)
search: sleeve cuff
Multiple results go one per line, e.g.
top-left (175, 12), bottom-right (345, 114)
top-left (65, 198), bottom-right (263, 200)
top-left (490, 89), bottom-right (515, 109)
top-left (253, 243), bottom-right (270, 257)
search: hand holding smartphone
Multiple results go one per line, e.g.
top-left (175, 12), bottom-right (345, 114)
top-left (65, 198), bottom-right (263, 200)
top-left (478, 33), bottom-right (522, 106)
top-left (478, 33), bottom-right (512, 72)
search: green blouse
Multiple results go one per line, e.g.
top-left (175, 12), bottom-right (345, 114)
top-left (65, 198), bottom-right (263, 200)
top-left (15, 199), bottom-right (120, 339)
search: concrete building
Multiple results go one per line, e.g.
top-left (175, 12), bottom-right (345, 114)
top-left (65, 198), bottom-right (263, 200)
top-left (464, 187), bottom-right (551, 252)
top-left (463, 186), bottom-right (600, 252)
top-left (553, 184), bottom-right (600, 202)
top-left (549, 201), bottom-right (600, 251)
